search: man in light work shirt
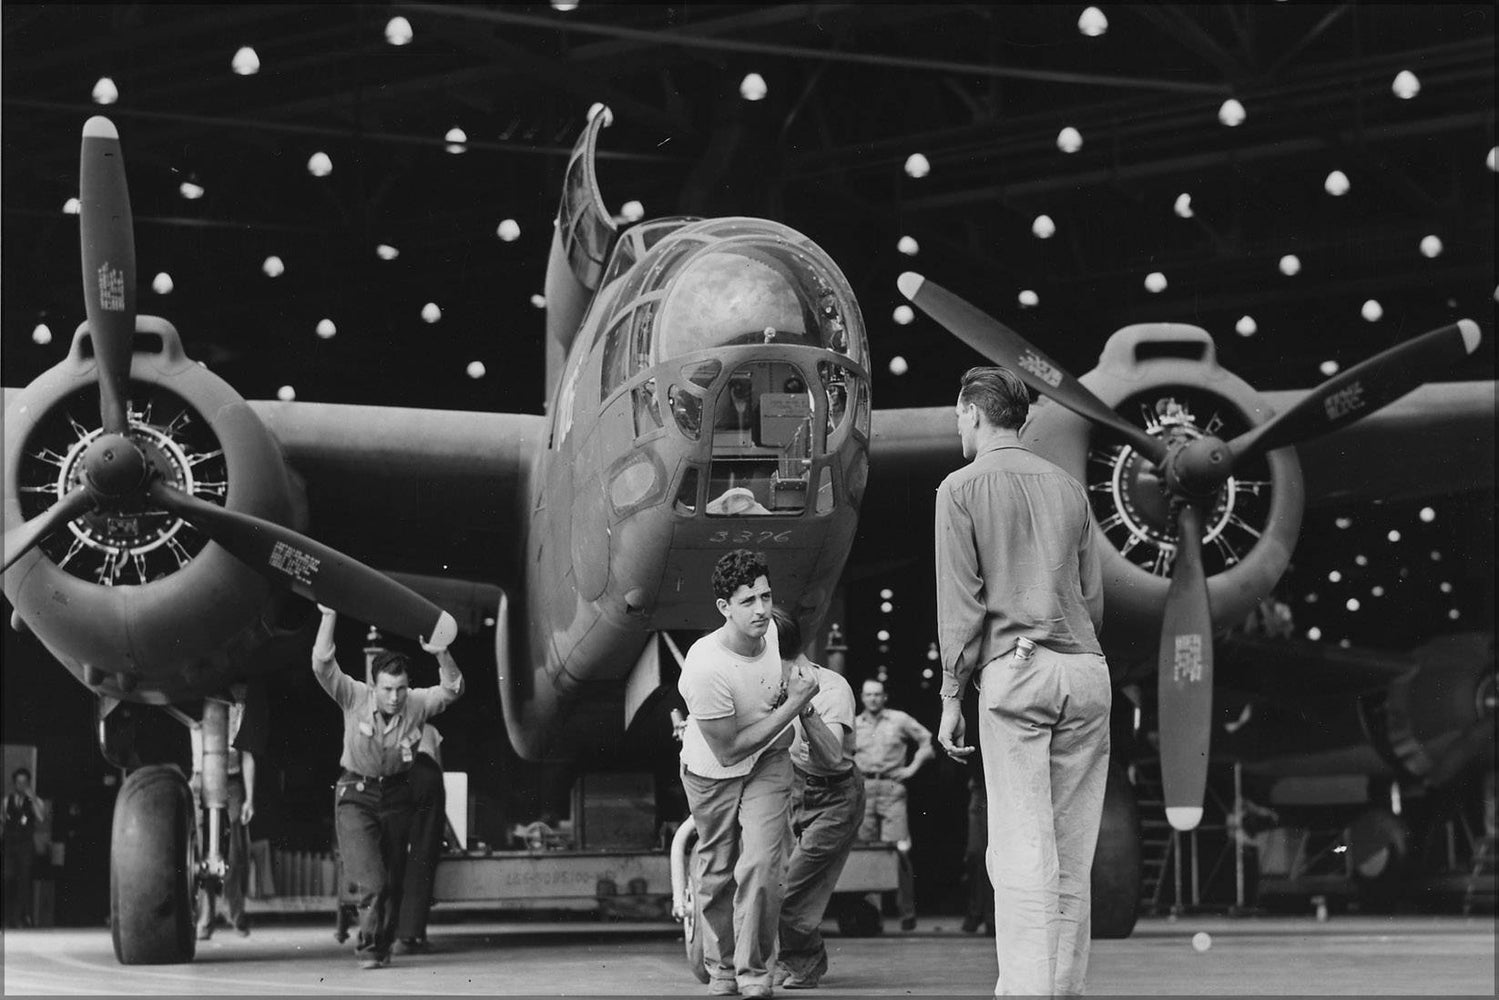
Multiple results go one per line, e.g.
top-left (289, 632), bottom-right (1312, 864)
top-left (678, 549), bottom-right (819, 999)
top-left (854, 678), bottom-right (934, 930)
top-left (934, 365), bottom-right (1110, 997)
top-left (772, 606), bottom-right (863, 990)
top-left (312, 606), bottom-right (464, 971)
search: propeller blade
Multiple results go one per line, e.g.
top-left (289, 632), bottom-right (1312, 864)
top-left (3, 488), bottom-right (94, 574)
top-left (897, 272), bottom-right (1167, 463)
top-left (145, 482), bottom-right (458, 648)
top-left (79, 116), bottom-right (137, 435)
top-left (1229, 319), bottom-right (1481, 463)
top-left (1157, 503), bottom-right (1214, 831)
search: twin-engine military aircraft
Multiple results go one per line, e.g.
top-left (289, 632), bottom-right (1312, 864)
top-left (2, 108), bottom-right (1493, 962)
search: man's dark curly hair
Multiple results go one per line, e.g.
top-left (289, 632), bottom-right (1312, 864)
top-left (371, 650), bottom-right (411, 681)
top-left (712, 549), bottom-right (770, 601)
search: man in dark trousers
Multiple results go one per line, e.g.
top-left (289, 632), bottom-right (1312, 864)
top-left (312, 606), bottom-right (464, 970)
top-left (395, 725), bottom-right (446, 952)
top-left (934, 366), bottom-right (1110, 997)
top-left (3, 768), bottom-right (45, 928)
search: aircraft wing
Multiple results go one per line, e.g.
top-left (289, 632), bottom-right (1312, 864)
top-left (1215, 634), bottom-right (1414, 698)
top-left (245, 401), bottom-right (546, 591)
top-left (1261, 382), bottom-right (1494, 506)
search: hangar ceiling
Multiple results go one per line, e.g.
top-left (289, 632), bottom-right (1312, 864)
top-left (3, 2), bottom-right (1493, 413)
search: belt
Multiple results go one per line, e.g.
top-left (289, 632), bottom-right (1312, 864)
top-left (861, 771), bottom-right (898, 781)
top-left (341, 769), bottom-right (408, 785)
top-left (797, 768), bottom-right (854, 788)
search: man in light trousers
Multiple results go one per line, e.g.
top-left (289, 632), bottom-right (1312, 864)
top-left (934, 366), bottom-right (1112, 997)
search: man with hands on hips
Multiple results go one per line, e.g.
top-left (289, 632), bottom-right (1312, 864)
top-left (311, 604), bottom-right (464, 971)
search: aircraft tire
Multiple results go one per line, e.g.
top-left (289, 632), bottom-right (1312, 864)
top-left (1090, 759), bottom-right (1142, 939)
top-left (683, 873), bottom-right (709, 983)
top-left (110, 765), bottom-right (198, 964)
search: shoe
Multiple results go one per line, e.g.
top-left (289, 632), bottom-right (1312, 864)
top-left (196, 925), bottom-right (213, 941)
top-left (708, 978), bottom-right (739, 996)
top-left (234, 919), bottom-right (251, 938)
top-left (333, 927), bottom-right (349, 944)
top-left (397, 936), bottom-right (430, 953)
top-left (960, 916), bottom-right (981, 933)
top-left (359, 954), bottom-right (389, 970)
top-left (782, 973), bottom-right (820, 990)
top-left (900, 917), bottom-right (917, 931)
top-left (741, 986), bottom-right (773, 999)
top-left (772, 965), bottom-right (790, 987)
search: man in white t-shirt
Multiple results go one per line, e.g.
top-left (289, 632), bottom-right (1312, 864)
top-left (679, 550), bottom-right (819, 999)
top-left (771, 607), bottom-right (863, 991)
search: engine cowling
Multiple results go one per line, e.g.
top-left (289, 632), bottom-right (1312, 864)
top-left (1025, 323), bottom-right (1305, 663)
top-left (3, 317), bottom-right (301, 703)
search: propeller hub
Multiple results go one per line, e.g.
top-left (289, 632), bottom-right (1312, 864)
top-left (82, 433), bottom-right (148, 499)
top-left (1166, 435), bottom-right (1232, 499)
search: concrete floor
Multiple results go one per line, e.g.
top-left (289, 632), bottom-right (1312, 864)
top-left (1, 914), bottom-right (1493, 996)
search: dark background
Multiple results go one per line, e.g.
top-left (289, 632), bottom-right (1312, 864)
top-left (3, 3), bottom-right (1493, 922)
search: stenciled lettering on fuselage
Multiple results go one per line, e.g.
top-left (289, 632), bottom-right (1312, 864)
top-left (1322, 381), bottom-right (1365, 423)
top-left (268, 540), bottom-right (320, 586)
top-left (1173, 633), bottom-right (1205, 684)
top-left (97, 262), bottom-right (126, 311)
top-left (706, 528), bottom-right (795, 546)
top-left (1017, 349), bottom-right (1064, 388)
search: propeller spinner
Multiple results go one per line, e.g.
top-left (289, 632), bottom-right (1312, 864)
top-left (2, 117), bottom-right (456, 651)
top-left (899, 271), bottom-right (1482, 829)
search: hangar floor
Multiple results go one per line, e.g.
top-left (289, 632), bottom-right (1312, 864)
top-left (1, 914), bottom-right (1492, 995)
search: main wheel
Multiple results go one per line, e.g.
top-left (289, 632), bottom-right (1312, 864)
top-left (1090, 758), bottom-right (1142, 939)
top-left (111, 765), bottom-right (198, 964)
top-left (683, 865), bottom-right (709, 983)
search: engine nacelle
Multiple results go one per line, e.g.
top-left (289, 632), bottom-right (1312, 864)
top-left (3, 317), bottom-right (300, 703)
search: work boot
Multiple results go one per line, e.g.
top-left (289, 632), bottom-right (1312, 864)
top-left (707, 975), bottom-right (739, 996)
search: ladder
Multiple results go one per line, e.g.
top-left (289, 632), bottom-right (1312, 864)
top-left (1130, 758), bottom-right (1175, 912)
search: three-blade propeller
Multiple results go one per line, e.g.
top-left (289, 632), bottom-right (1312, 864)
top-left (2, 117), bottom-right (457, 652)
top-left (899, 271), bottom-right (1481, 828)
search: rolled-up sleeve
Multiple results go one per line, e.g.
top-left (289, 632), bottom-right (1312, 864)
top-left (312, 654), bottom-right (361, 711)
top-left (935, 479), bottom-right (987, 698)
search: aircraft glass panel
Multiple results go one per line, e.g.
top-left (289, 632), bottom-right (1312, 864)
top-left (705, 361), bottom-right (814, 517)
top-left (601, 301), bottom-right (658, 399)
top-left (633, 378), bottom-right (663, 438)
top-left (652, 238), bottom-right (865, 365)
top-left (668, 384), bottom-right (703, 440)
top-left (675, 465), bottom-right (701, 514)
top-left (813, 465), bottom-right (835, 516)
top-left (819, 361), bottom-right (857, 444)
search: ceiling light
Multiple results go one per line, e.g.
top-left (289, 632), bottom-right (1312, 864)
top-left (1173, 193), bottom-right (1194, 218)
top-left (889, 356), bottom-right (909, 376)
top-left (445, 127), bottom-right (468, 154)
top-left (231, 46), bottom-right (260, 76)
top-left (1439, 581), bottom-right (1453, 594)
top-left (1430, 550), bottom-right (1442, 561)
top-left (316, 319), bottom-right (336, 339)
top-left (31, 323), bottom-right (52, 345)
top-left (1018, 289), bottom-right (1039, 308)
top-left (91, 77), bottom-right (118, 105)
top-left (376, 244), bottom-right (399, 260)
top-left (307, 151), bottom-right (332, 177)
top-left (1324, 170), bottom-right (1350, 196)
top-left (530, 294), bottom-right (547, 309)
top-left (1361, 299), bottom-right (1383, 322)
top-left (385, 16), bottom-right (413, 45)
top-left (550, 1), bottom-right (579, 10)
top-left (1387, 529), bottom-right (1401, 542)
top-left (1346, 598), bottom-right (1360, 612)
top-left (1328, 570), bottom-right (1342, 582)
top-left (1448, 609), bottom-right (1461, 620)
top-left (876, 629), bottom-right (891, 642)
top-left (879, 601), bottom-right (893, 614)
top-left (620, 200), bottom-right (645, 222)
top-left (1235, 315), bottom-right (1257, 337)
top-left (277, 385), bottom-right (296, 402)
top-left (1218, 98), bottom-right (1246, 127)
top-left (1144, 271), bottom-right (1167, 293)
top-left (178, 180), bottom-right (205, 200)
top-left (897, 235), bottom-right (920, 256)
top-left (1279, 254), bottom-right (1301, 276)
top-left (880, 588), bottom-right (894, 600)
top-left (466, 361), bottom-right (487, 379)
top-left (1419, 235), bottom-right (1443, 258)
top-left (1304, 592), bottom-right (1319, 603)
top-left (422, 302), bottom-right (442, 324)
top-left (151, 272), bottom-right (174, 295)
top-left (1319, 360), bottom-right (1339, 376)
top-left (904, 153), bottom-right (930, 179)
top-left (1335, 517), bottom-right (1352, 529)
top-left (496, 219), bottom-right (521, 242)
top-left (1488, 147), bottom-right (1497, 172)
top-left (893, 305), bottom-right (914, 325)
top-left (1306, 627), bottom-right (1322, 641)
top-left (1371, 586), bottom-right (1385, 597)
top-left (262, 255), bottom-right (285, 278)
top-left (1355, 554), bottom-right (1368, 566)
top-left (1078, 6), bottom-right (1108, 36)
top-left (1419, 506), bottom-right (1435, 523)
top-left (62, 197), bottom-right (81, 215)
top-left (1056, 126), bottom-right (1083, 153)
top-left (1032, 214), bottom-right (1056, 239)
top-left (1391, 69), bottom-right (1420, 100)
top-left (739, 72), bottom-right (767, 101)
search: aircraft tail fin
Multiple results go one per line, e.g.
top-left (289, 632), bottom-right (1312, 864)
top-left (544, 104), bottom-right (619, 377)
